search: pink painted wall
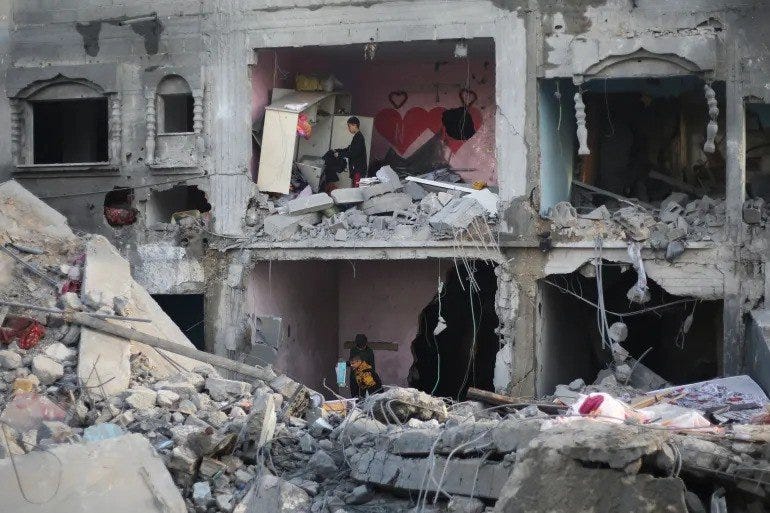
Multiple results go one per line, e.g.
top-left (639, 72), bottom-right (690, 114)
top-left (349, 59), bottom-right (496, 185)
top-left (246, 261), bottom-right (340, 391)
top-left (337, 260), bottom-right (452, 387)
top-left (250, 47), bottom-right (496, 186)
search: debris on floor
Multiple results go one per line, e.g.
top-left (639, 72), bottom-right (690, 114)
top-left (2, 179), bottom-right (770, 513)
top-left (547, 190), bottom-right (727, 249)
top-left (239, 168), bottom-right (499, 245)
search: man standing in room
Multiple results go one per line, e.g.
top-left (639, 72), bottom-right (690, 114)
top-left (348, 334), bottom-right (375, 397)
top-left (334, 116), bottom-right (367, 187)
top-left (349, 355), bottom-right (383, 398)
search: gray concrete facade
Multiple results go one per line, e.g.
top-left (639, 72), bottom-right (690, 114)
top-left (3, 0), bottom-right (770, 397)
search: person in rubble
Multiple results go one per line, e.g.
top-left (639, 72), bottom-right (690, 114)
top-left (348, 334), bottom-right (375, 397)
top-left (333, 116), bottom-right (367, 187)
top-left (349, 354), bottom-right (383, 398)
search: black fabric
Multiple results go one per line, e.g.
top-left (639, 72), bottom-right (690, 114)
top-left (442, 107), bottom-right (476, 140)
top-left (348, 345), bottom-right (375, 398)
top-left (336, 131), bottom-right (367, 175)
top-left (322, 150), bottom-right (345, 183)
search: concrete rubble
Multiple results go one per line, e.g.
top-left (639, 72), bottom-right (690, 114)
top-left (2, 180), bottom-right (770, 513)
top-left (237, 170), bottom-right (499, 245)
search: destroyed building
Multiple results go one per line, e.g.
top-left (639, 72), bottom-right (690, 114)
top-left (3, 1), bottom-right (770, 512)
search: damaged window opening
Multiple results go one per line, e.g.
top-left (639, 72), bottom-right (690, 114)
top-left (536, 263), bottom-right (722, 396)
top-left (409, 260), bottom-right (499, 400)
top-left (158, 76), bottom-right (195, 134)
top-left (146, 185), bottom-right (211, 225)
top-left (32, 98), bottom-right (108, 164)
top-left (151, 294), bottom-right (205, 350)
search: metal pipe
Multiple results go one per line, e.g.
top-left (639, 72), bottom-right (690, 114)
top-left (0, 299), bottom-right (152, 323)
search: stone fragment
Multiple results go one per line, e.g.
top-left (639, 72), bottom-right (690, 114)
top-left (205, 377), bottom-right (253, 401)
top-left (58, 292), bottom-right (83, 310)
top-left (0, 350), bottom-right (22, 370)
top-left (334, 228), bottom-right (348, 241)
top-left (199, 457), bottom-right (228, 478)
top-left (247, 393), bottom-right (277, 448)
top-left (168, 445), bottom-right (200, 474)
top-left (429, 197), bottom-right (485, 232)
top-left (448, 496), bottom-right (484, 513)
top-left (287, 193), bottom-right (334, 215)
top-left (264, 213), bottom-right (321, 240)
top-left (125, 387), bottom-right (158, 410)
top-left (346, 485), bottom-right (374, 505)
top-left (0, 433), bottom-right (186, 512)
top-left (361, 193), bottom-right (413, 215)
top-left (235, 475), bottom-right (311, 513)
top-left (156, 389), bottom-right (181, 408)
top-left (375, 166), bottom-right (402, 191)
top-left (308, 449), bottom-right (338, 479)
top-left (192, 481), bottom-right (212, 506)
top-left (44, 342), bottom-right (77, 362)
top-left (331, 188), bottom-right (365, 205)
top-left (216, 493), bottom-right (233, 510)
top-left (83, 422), bottom-right (125, 442)
top-left (345, 208), bottom-right (368, 228)
top-left (403, 181), bottom-right (427, 201)
top-left (177, 399), bottom-right (197, 415)
top-left (31, 356), bottom-right (63, 385)
top-left (361, 182), bottom-right (393, 200)
top-left (665, 240), bottom-right (685, 262)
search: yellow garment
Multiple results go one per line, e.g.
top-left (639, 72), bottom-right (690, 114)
top-left (296, 74), bottom-right (323, 92)
top-left (353, 361), bottom-right (378, 390)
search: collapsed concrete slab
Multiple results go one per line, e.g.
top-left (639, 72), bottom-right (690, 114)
top-left (234, 474), bottom-right (311, 513)
top-left (429, 196), bottom-right (486, 232)
top-left (493, 448), bottom-right (687, 513)
top-left (0, 180), bottom-right (77, 243)
top-left (0, 433), bottom-right (186, 513)
top-left (349, 448), bottom-right (513, 500)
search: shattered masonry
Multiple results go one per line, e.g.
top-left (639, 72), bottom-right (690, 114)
top-left (2, 1), bottom-right (770, 512)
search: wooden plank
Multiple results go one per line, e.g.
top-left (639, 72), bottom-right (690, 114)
top-left (343, 340), bottom-right (399, 351)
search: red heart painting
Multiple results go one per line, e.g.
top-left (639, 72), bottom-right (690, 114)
top-left (374, 107), bottom-right (444, 154)
top-left (374, 106), bottom-right (483, 155)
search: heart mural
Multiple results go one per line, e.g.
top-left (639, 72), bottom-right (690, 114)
top-left (374, 106), bottom-right (483, 155)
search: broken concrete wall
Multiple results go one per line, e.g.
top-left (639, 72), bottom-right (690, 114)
top-left (247, 261), bottom-right (340, 392)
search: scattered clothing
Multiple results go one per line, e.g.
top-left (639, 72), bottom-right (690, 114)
top-left (351, 361), bottom-right (383, 398)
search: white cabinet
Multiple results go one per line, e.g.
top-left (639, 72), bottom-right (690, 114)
top-left (256, 90), bottom-right (371, 194)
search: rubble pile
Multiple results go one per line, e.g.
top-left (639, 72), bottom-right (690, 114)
top-left (243, 168), bottom-right (498, 243)
top-left (2, 179), bottom-right (770, 513)
top-left (549, 191), bottom-right (727, 252)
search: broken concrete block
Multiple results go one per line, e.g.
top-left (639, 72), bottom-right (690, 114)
top-left (346, 484), bottom-right (374, 505)
top-left (437, 191), bottom-right (455, 206)
top-left (44, 342), bottom-right (77, 362)
top-left (59, 291), bottom-right (83, 310)
top-left (264, 213), bottom-right (321, 240)
top-left (331, 187), bottom-right (364, 204)
top-left (156, 389), bottom-right (181, 408)
top-left (234, 475), bottom-right (311, 513)
top-left (362, 193), bottom-right (413, 215)
top-left (31, 355), bottom-right (63, 385)
top-left (205, 377), bottom-right (253, 401)
top-left (494, 447), bottom-right (687, 513)
top-left (0, 180), bottom-right (77, 242)
top-left (0, 350), bottom-right (21, 370)
top-left (448, 496), bottom-right (484, 513)
top-left (287, 193), bottom-right (334, 214)
top-left (350, 449), bottom-right (512, 500)
top-left (403, 180), bottom-right (427, 201)
top-left (661, 192), bottom-right (689, 212)
top-left (375, 165), bottom-right (402, 191)
top-left (125, 387), bottom-right (158, 410)
top-left (308, 449), bottom-right (338, 479)
top-left (335, 228), bottom-right (348, 241)
top-left (743, 198), bottom-right (764, 225)
top-left (665, 240), bottom-right (685, 262)
top-left (168, 445), bottom-right (200, 474)
top-left (247, 392), bottom-right (277, 448)
top-left (344, 208), bottom-right (368, 228)
top-left (192, 481), bottom-right (212, 507)
top-left (361, 182), bottom-right (394, 201)
top-left (0, 434), bottom-right (186, 512)
top-left (429, 197), bottom-right (486, 232)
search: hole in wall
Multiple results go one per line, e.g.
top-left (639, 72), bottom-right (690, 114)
top-left (103, 187), bottom-right (137, 227)
top-left (536, 262), bottom-right (722, 395)
top-left (152, 294), bottom-right (205, 350)
top-left (146, 185), bottom-right (211, 225)
top-left (408, 260), bottom-right (499, 400)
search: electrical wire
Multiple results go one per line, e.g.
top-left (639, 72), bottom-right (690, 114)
top-left (36, 174), bottom-right (206, 199)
